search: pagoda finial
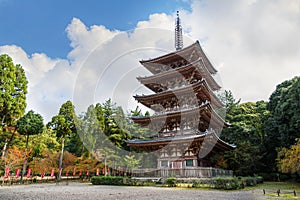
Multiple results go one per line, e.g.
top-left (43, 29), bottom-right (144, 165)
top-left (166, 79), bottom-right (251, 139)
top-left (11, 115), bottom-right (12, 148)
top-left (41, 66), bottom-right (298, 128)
top-left (175, 10), bottom-right (183, 51)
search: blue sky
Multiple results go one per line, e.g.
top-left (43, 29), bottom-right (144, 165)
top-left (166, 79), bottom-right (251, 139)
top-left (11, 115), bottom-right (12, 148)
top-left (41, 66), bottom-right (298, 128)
top-left (0, 0), bottom-right (191, 58)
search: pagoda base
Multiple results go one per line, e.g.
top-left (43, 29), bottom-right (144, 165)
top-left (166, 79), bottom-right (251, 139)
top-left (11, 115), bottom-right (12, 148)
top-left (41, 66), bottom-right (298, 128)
top-left (131, 167), bottom-right (232, 178)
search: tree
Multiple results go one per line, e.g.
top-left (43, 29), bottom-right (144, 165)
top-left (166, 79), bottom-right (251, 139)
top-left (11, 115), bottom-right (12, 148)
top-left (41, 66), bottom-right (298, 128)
top-left (267, 76), bottom-right (300, 147)
top-left (17, 110), bottom-right (44, 182)
top-left (101, 99), bottom-right (131, 149)
top-left (264, 76), bottom-right (300, 172)
top-left (0, 54), bottom-right (28, 159)
top-left (218, 90), bottom-right (240, 119)
top-left (131, 106), bottom-right (142, 116)
top-left (223, 141), bottom-right (262, 176)
top-left (47, 101), bottom-right (77, 181)
top-left (1, 145), bottom-right (23, 174)
top-left (123, 154), bottom-right (141, 169)
top-left (77, 104), bottom-right (100, 157)
top-left (277, 139), bottom-right (300, 175)
top-left (219, 99), bottom-right (269, 175)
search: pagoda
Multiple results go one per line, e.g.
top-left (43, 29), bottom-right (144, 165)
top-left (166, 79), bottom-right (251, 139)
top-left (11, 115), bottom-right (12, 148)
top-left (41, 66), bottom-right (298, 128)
top-left (127, 12), bottom-right (235, 175)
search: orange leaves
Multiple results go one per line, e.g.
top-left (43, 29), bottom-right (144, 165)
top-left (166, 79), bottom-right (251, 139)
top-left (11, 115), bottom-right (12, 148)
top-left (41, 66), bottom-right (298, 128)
top-left (277, 139), bottom-right (300, 175)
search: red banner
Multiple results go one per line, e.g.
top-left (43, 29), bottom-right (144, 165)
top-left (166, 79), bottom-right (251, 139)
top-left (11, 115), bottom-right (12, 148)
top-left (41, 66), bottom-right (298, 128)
top-left (66, 171), bottom-right (68, 177)
top-left (15, 168), bottom-right (20, 178)
top-left (50, 168), bottom-right (55, 177)
top-left (4, 168), bottom-right (10, 179)
top-left (96, 168), bottom-right (99, 176)
top-left (86, 169), bottom-right (89, 176)
top-left (102, 168), bottom-right (105, 175)
top-left (79, 170), bottom-right (82, 176)
top-left (73, 167), bottom-right (76, 176)
top-left (41, 171), bottom-right (45, 179)
top-left (26, 168), bottom-right (31, 178)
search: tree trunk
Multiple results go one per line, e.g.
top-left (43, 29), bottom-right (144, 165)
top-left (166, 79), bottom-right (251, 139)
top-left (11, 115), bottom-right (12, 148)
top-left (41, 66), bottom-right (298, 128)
top-left (1, 139), bottom-right (8, 160)
top-left (57, 135), bottom-right (65, 181)
top-left (20, 134), bottom-right (29, 183)
top-left (1, 129), bottom-right (17, 159)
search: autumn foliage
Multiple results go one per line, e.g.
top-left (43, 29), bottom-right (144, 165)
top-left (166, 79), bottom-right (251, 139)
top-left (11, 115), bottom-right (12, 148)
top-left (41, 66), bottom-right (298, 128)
top-left (277, 139), bottom-right (300, 175)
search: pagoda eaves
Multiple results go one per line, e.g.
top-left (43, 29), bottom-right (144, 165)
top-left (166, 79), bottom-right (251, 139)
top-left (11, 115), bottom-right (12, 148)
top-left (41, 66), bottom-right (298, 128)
top-left (131, 102), bottom-right (229, 131)
top-left (137, 58), bottom-right (221, 92)
top-left (140, 41), bottom-right (218, 75)
top-left (127, 130), bottom-right (235, 152)
top-left (134, 79), bottom-right (224, 110)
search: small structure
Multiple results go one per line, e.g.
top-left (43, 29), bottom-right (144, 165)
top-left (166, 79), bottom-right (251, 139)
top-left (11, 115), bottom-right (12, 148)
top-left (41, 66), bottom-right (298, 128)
top-left (126, 12), bottom-right (235, 178)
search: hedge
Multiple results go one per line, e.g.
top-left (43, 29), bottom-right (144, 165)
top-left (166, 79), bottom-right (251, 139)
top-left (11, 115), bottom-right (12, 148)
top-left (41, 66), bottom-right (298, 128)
top-left (213, 177), bottom-right (244, 190)
top-left (90, 176), bottom-right (129, 185)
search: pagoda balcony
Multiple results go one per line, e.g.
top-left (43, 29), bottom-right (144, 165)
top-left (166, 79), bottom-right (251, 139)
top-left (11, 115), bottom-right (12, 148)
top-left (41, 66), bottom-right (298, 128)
top-left (157, 129), bottom-right (198, 138)
top-left (153, 100), bottom-right (209, 115)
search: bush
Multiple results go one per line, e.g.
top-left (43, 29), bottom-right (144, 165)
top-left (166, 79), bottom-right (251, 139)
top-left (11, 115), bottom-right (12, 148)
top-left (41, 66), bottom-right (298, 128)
top-left (90, 176), bottom-right (129, 185)
top-left (164, 177), bottom-right (177, 187)
top-left (130, 180), bottom-right (156, 186)
top-left (213, 177), bottom-right (244, 190)
top-left (243, 177), bottom-right (257, 186)
top-left (255, 176), bottom-right (264, 184)
top-left (258, 173), bottom-right (289, 182)
top-left (192, 179), bottom-right (214, 188)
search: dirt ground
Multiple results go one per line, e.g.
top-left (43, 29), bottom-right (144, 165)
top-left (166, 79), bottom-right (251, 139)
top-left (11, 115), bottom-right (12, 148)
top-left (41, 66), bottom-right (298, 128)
top-left (0, 182), bottom-right (268, 200)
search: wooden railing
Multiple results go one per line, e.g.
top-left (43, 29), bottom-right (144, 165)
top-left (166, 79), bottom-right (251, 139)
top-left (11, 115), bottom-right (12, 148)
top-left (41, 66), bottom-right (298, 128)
top-left (131, 167), bottom-right (232, 178)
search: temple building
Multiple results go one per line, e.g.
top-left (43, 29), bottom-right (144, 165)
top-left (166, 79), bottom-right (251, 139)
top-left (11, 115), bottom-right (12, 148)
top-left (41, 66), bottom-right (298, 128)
top-left (126, 12), bottom-right (235, 176)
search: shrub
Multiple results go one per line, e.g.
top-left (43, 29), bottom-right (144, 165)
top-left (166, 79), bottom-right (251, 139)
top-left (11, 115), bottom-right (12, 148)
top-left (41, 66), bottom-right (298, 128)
top-left (255, 176), bottom-right (264, 184)
top-left (191, 179), bottom-right (214, 188)
top-left (90, 176), bottom-right (129, 185)
top-left (213, 177), bottom-right (244, 190)
top-left (258, 173), bottom-right (289, 181)
top-left (165, 177), bottom-right (177, 187)
top-left (243, 177), bottom-right (257, 186)
top-left (130, 180), bottom-right (155, 186)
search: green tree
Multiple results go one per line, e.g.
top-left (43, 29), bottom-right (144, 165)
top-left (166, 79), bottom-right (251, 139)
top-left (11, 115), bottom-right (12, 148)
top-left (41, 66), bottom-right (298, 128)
top-left (78, 104), bottom-right (100, 157)
top-left (47, 101), bottom-right (77, 181)
top-left (17, 110), bottom-right (44, 182)
top-left (219, 100), bottom-right (269, 175)
top-left (123, 154), bottom-right (141, 169)
top-left (0, 54), bottom-right (28, 159)
top-left (101, 99), bottom-right (131, 149)
top-left (131, 106), bottom-right (142, 116)
top-left (264, 76), bottom-right (300, 172)
top-left (218, 90), bottom-right (240, 118)
top-left (266, 77), bottom-right (300, 147)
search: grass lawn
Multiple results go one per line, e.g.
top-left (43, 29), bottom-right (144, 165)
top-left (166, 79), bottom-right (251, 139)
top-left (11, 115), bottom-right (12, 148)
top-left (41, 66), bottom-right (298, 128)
top-left (253, 181), bottom-right (300, 199)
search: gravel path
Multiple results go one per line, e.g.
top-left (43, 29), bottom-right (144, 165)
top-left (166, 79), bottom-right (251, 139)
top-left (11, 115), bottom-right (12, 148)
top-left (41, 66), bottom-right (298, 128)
top-left (0, 182), bottom-right (267, 200)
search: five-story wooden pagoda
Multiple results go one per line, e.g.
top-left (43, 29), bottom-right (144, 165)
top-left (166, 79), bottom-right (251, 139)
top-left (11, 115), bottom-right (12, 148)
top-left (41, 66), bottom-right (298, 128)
top-left (126, 12), bottom-right (235, 174)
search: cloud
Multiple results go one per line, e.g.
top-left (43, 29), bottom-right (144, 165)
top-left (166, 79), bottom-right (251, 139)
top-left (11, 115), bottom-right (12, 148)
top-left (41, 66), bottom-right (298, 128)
top-left (184, 0), bottom-right (300, 101)
top-left (1, 0), bottom-right (300, 122)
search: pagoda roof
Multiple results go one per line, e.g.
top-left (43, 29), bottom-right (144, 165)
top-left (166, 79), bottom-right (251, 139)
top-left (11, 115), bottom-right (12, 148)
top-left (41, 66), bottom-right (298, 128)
top-left (134, 79), bottom-right (224, 109)
top-left (137, 58), bottom-right (221, 92)
top-left (140, 41), bottom-right (217, 75)
top-left (131, 102), bottom-right (229, 130)
top-left (126, 130), bottom-right (236, 152)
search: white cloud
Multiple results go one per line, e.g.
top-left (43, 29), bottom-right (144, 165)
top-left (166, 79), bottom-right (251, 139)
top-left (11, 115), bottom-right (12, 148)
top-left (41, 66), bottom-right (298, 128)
top-left (1, 0), bottom-right (300, 122)
top-left (184, 0), bottom-right (300, 102)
